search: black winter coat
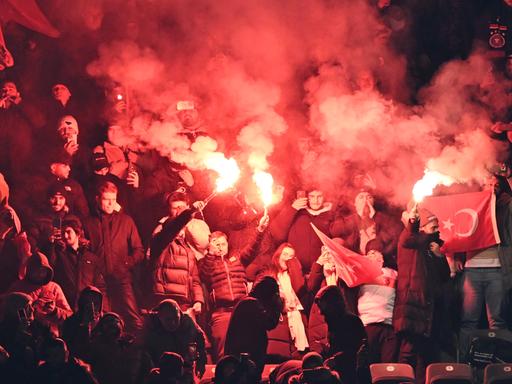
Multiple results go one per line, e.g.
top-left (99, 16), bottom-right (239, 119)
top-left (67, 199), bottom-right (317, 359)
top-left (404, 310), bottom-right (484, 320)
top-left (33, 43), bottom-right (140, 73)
top-left (392, 221), bottom-right (450, 337)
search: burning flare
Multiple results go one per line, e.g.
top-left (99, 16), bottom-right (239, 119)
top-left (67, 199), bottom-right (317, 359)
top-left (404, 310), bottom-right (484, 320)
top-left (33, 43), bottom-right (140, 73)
top-left (253, 170), bottom-right (274, 207)
top-left (204, 153), bottom-right (241, 192)
top-left (412, 169), bottom-right (454, 203)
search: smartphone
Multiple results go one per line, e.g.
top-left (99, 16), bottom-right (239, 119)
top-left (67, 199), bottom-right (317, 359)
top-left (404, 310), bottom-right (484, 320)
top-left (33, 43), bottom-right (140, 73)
top-left (296, 190), bottom-right (306, 199)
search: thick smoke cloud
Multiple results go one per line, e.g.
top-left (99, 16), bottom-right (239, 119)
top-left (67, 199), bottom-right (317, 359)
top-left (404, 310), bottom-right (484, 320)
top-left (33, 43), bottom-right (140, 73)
top-left (69, 0), bottom-right (507, 206)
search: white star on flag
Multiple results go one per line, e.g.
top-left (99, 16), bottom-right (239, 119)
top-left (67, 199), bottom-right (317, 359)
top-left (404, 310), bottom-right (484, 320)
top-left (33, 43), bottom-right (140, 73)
top-left (443, 218), bottom-right (454, 231)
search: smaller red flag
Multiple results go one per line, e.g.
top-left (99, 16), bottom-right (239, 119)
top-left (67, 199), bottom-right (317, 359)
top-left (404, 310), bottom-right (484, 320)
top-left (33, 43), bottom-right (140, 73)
top-left (311, 224), bottom-right (383, 287)
top-left (420, 190), bottom-right (500, 253)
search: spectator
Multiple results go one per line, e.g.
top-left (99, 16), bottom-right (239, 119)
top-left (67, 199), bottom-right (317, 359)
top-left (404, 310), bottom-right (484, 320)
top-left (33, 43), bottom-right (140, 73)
top-left (0, 292), bottom-right (39, 383)
top-left (259, 242), bottom-right (309, 360)
top-left (288, 351), bottom-right (341, 384)
top-left (357, 239), bottom-right (398, 364)
top-left (55, 114), bottom-right (90, 185)
top-left (50, 216), bottom-right (106, 309)
top-left (459, 175), bottom-right (512, 357)
top-left (30, 337), bottom-right (98, 384)
top-left (0, 172), bottom-right (25, 293)
top-left (85, 152), bottom-right (132, 214)
top-left (139, 299), bottom-right (207, 381)
top-left (87, 312), bottom-right (152, 384)
top-left (83, 181), bottom-right (144, 334)
top-left (154, 190), bottom-right (210, 260)
top-left (332, 191), bottom-right (400, 269)
top-left (146, 351), bottom-right (184, 384)
top-left (224, 276), bottom-right (283, 380)
top-left (45, 148), bottom-right (90, 218)
top-left (62, 286), bottom-right (104, 360)
top-left (393, 206), bottom-right (450, 384)
top-left (27, 183), bottom-right (75, 257)
top-left (149, 193), bottom-right (205, 313)
top-left (270, 188), bottom-right (339, 273)
top-left (314, 285), bottom-right (366, 383)
top-left (0, 80), bottom-right (33, 185)
top-left (198, 212), bottom-right (268, 361)
top-left (7, 251), bottom-right (73, 335)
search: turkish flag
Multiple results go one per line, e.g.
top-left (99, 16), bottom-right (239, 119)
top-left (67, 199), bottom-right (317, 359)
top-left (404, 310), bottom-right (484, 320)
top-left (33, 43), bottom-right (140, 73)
top-left (311, 224), bottom-right (383, 287)
top-left (420, 190), bottom-right (500, 253)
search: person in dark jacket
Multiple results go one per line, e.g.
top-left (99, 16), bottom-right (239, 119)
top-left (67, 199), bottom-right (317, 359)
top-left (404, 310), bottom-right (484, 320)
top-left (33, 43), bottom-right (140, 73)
top-left (393, 207), bottom-right (450, 384)
top-left (139, 299), bottom-right (207, 382)
top-left (149, 193), bottom-right (205, 313)
top-left (0, 292), bottom-right (39, 384)
top-left (30, 337), bottom-right (98, 384)
top-left (83, 181), bottom-right (145, 334)
top-left (50, 216), bottom-right (106, 309)
top-left (270, 188), bottom-right (340, 273)
top-left (62, 286), bottom-right (104, 361)
top-left (86, 312), bottom-right (152, 384)
top-left (331, 191), bottom-right (401, 269)
top-left (46, 149), bottom-right (90, 219)
top-left (146, 351), bottom-right (184, 384)
top-left (198, 212), bottom-right (268, 361)
top-left (28, 183), bottom-right (76, 258)
top-left (314, 285), bottom-right (366, 383)
top-left (224, 276), bottom-right (283, 380)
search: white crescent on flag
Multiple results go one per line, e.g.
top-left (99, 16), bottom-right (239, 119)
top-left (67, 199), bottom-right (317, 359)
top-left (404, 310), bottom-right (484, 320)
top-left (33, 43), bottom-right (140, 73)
top-left (454, 208), bottom-right (479, 238)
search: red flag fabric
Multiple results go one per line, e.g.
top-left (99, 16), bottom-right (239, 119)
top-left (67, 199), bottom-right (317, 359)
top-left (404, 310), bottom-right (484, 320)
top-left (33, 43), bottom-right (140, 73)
top-left (311, 224), bottom-right (383, 287)
top-left (1, 0), bottom-right (59, 38)
top-left (420, 190), bottom-right (500, 253)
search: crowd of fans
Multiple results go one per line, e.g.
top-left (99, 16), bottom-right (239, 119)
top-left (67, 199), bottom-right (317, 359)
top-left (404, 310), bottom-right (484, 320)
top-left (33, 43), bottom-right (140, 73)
top-left (3, 1), bottom-right (512, 384)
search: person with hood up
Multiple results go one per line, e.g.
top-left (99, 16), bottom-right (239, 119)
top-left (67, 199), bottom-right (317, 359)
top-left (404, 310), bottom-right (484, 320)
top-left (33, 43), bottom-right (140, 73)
top-left (0, 172), bottom-right (25, 293)
top-left (7, 251), bottom-right (72, 335)
top-left (139, 299), bottom-right (207, 381)
top-left (62, 286), bottom-right (104, 360)
top-left (224, 276), bottom-right (283, 380)
top-left (86, 312), bottom-right (152, 384)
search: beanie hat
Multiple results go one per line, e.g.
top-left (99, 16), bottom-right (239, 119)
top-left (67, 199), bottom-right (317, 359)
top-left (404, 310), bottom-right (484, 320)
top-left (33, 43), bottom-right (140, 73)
top-left (47, 182), bottom-right (68, 199)
top-left (418, 208), bottom-right (437, 227)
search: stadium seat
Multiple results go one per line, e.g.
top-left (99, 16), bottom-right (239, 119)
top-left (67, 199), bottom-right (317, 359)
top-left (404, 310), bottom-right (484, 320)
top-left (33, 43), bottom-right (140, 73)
top-left (483, 363), bottom-right (512, 384)
top-left (370, 363), bottom-right (415, 384)
top-left (425, 363), bottom-right (473, 384)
